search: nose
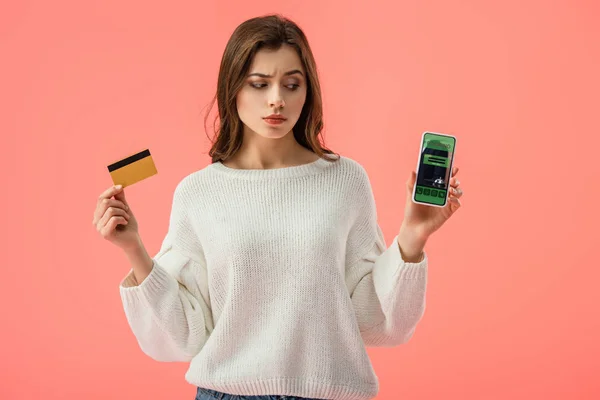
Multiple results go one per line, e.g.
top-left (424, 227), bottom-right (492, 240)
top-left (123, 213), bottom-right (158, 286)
top-left (268, 87), bottom-right (286, 109)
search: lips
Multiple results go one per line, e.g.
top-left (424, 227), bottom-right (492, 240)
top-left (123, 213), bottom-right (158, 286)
top-left (264, 114), bottom-right (287, 121)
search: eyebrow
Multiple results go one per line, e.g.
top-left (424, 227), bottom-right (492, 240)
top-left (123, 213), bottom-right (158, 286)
top-left (247, 69), bottom-right (304, 78)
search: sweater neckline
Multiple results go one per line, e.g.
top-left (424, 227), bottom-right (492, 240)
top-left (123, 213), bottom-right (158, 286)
top-left (210, 156), bottom-right (335, 180)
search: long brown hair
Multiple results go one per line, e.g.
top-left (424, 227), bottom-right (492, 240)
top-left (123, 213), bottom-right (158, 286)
top-left (204, 14), bottom-right (339, 164)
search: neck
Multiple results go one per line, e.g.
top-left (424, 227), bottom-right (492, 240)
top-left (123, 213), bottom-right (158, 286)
top-left (226, 129), bottom-right (315, 170)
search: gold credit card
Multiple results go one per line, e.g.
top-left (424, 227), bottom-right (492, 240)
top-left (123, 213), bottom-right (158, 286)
top-left (107, 149), bottom-right (158, 188)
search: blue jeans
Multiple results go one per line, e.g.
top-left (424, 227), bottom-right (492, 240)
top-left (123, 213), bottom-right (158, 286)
top-left (195, 386), bottom-right (327, 400)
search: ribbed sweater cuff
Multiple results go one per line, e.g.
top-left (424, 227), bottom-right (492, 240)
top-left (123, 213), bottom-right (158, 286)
top-left (119, 260), bottom-right (177, 304)
top-left (372, 235), bottom-right (428, 297)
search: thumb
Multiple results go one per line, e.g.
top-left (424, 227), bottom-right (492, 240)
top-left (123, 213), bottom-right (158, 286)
top-left (114, 187), bottom-right (128, 206)
top-left (406, 170), bottom-right (416, 193)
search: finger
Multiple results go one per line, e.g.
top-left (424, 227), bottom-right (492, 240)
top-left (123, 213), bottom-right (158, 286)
top-left (114, 187), bottom-right (128, 206)
top-left (452, 166), bottom-right (459, 177)
top-left (448, 186), bottom-right (463, 196)
top-left (449, 187), bottom-right (464, 198)
top-left (97, 206), bottom-right (130, 229)
top-left (106, 206), bottom-right (130, 221)
top-left (449, 177), bottom-right (461, 188)
top-left (448, 196), bottom-right (462, 208)
top-left (98, 185), bottom-right (124, 204)
top-left (101, 216), bottom-right (128, 238)
top-left (93, 198), bottom-right (128, 224)
top-left (101, 198), bottom-right (128, 211)
top-left (406, 171), bottom-right (416, 192)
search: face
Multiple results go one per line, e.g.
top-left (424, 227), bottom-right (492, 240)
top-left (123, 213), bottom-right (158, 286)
top-left (236, 44), bottom-right (307, 140)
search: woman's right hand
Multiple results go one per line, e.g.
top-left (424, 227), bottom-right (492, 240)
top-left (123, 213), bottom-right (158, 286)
top-left (93, 185), bottom-right (141, 251)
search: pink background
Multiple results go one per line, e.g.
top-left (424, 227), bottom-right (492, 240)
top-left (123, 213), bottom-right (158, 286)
top-left (1, 1), bottom-right (598, 399)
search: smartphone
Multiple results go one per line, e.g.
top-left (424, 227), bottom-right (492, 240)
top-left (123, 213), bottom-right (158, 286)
top-left (412, 131), bottom-right (457, 208)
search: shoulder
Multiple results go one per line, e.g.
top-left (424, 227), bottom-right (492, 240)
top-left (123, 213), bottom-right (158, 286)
top-left (328, 154), bottom-right (369, 180)
top-left (168, 164), bottom-right (215, 206)
top-left (331, 155), bottom-right (372, 192)
top-left (325, 155), bottom-right (375, 216)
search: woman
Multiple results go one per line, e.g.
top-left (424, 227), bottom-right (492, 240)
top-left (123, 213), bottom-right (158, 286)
top-left (93, 14), bottom-right (463, 400)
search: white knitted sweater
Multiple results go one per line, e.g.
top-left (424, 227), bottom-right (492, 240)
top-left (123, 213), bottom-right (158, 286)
top-left (119, 155), bottom-right (428, 400)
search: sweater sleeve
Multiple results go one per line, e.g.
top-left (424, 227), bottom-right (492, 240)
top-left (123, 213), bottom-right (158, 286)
top-left (345, 166), bottom-right (428, 347)
top-left (119, 180), bottom-right (214, 362)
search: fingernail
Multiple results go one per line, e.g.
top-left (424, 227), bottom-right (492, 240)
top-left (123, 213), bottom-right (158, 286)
top-left (115, 185), bottom-right (122, 189)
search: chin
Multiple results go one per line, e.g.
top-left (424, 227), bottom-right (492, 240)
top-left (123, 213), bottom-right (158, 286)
top-left (253, 121), bottom-right (294, 139)
top-left (260, 130), bottom-right (291, 140)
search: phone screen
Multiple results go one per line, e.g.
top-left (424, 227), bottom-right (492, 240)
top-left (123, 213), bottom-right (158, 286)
top-left (413, 132), bottom-right (456, 207)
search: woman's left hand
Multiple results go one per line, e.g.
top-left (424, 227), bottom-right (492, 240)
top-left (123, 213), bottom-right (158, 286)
top-left (401, 166), bottom-right (463, 240)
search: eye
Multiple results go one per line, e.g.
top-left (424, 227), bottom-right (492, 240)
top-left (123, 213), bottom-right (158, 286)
top-left (249, 82), bottom-right (300, 90)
